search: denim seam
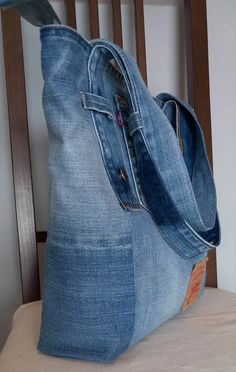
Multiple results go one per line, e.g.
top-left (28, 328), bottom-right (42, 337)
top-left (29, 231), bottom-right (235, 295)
top-left (126, 240), bottom-right (136, 351)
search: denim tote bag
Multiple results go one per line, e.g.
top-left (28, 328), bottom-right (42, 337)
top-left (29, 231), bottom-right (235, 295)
top-left (1, 1), bottom-right (220, 363)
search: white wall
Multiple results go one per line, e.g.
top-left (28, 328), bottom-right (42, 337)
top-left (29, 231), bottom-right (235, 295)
top-left (0, 15), bottom-right (22, 349)
top-left (0, 0), bottom-right (235, 350)
top-left (207, 0), bottom-right (236, 293)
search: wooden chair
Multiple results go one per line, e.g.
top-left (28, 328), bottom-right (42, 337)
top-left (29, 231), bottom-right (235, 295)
top-left (0, 1), bottom-right (236, 371)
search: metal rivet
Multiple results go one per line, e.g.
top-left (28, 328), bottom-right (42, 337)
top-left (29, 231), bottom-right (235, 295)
top-left (119, 167), bottom-right (128, 182)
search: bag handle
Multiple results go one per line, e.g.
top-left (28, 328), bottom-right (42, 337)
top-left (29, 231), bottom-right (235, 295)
top-left (90, 39), bottom-right (145, 115)
top-left (90, 39), bottom-right (220, 258)
top-left (0, 0), bottom-right (61, 26)
top-left (132, 103), bottom-right (220, 258)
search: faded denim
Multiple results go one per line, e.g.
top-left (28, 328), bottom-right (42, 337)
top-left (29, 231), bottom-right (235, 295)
top-left (33, 25), bottom-right (221, 363)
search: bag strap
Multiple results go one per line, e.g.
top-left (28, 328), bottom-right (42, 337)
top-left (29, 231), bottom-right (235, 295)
top-left (90, 39), bottom-right (145, 115)
top-left (0, 0), bottom-right (61, 27)
top-left (90, 39), bottom-right (220, 258)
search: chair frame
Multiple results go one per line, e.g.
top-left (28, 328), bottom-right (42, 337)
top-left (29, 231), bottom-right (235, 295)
top-left (1, 0), bottom-right (217, 304)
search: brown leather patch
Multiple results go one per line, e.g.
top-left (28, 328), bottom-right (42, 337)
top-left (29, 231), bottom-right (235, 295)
top-left (182, 257), bottom-right (208, 311)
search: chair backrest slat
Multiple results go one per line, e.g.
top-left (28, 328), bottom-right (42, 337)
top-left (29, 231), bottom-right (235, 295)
top-left (89, 0), bottom-right (100, 39)
top-left (66, 0), bottom-right (77, 29)
top-left (184, 0), bottom-right (217, 288)
top-left (1, 8), bottom-right (40, 303)
top-left (112, 0), bottom-right (123, 48)
top-left (134, 0), bottom-right (147, 84)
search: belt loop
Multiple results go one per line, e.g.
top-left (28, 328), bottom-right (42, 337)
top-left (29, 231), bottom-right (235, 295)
top-left (81, 92), bottom-right (114, 119)
top-left (128, 112), bottom-right (143, 137)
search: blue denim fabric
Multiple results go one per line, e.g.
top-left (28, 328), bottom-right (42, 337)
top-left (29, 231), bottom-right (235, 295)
top-left (32, 25), bottom-right (221, 363)
top-left (0, 1), bottom-right (220, 362)
top-left (0, 0), bottom-right (61, 26)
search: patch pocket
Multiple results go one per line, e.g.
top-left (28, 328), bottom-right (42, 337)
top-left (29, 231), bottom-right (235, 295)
top-left (39, 240), bottom-right (135, 362)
